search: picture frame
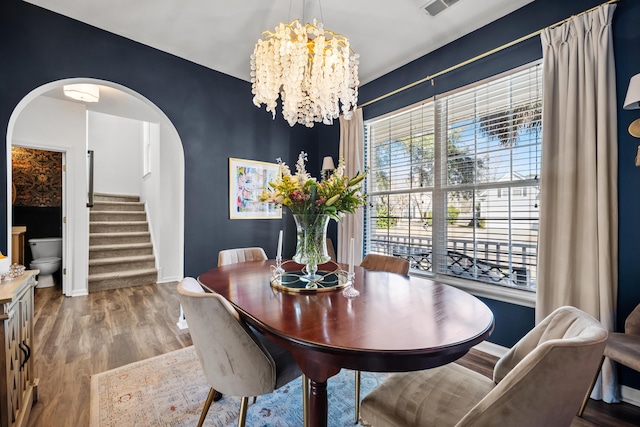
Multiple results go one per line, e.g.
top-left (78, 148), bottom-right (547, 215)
top-left (229, 158), bottom-right (282, 219)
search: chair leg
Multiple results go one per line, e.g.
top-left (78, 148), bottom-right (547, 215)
top-left (198, 387), bottom-right (217, 427)
top-left (578, 356), bottom-right (605, 417)
top-left (355, 370), bottom-right (361, 424)
top-left (238, 396), bottom-right (249, 427)
top-left (303, 374), bottom-right (309, 427)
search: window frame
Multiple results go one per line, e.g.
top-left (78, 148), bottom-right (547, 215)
top-left (364, 61), bottom-right (541, 307)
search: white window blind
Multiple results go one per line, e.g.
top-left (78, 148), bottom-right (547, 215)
top-left (365, 63), bottom-right (542, 290)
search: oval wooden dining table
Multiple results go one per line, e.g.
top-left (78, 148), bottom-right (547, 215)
top-left (198, 260), bottom-right (494, 427)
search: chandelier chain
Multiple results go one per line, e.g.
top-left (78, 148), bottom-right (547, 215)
top-left (319, 0), bottom-right (325, 25)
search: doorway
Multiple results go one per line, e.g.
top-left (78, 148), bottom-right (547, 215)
top-left (6, 78), bottom-right (185, 296)
top-left (11, 146), bottom-right (66, 293)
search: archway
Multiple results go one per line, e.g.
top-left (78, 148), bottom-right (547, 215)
top-left (6, 78), bottom-right (185, 296)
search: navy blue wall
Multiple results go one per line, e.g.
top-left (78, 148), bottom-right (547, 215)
top-left (2, 0), bottom-right (640, 391)
top-left (359, 0), bottom-right (640, 389)
top-left (0, 0), bottom-right (328, 277)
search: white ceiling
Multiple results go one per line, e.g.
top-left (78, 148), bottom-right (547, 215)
top-left (42, 85), bottom-right (161, 122)
top-left (24, 0), bottom-right (534, 85)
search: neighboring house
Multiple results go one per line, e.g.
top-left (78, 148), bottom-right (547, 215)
top-left (477, 172), bottom-right (539, 231)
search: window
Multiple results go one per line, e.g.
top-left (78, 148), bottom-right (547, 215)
top-left (365, 63), bottom-right (542, 292)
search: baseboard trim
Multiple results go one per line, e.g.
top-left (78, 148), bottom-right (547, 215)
top-left (70, 289), bottom-right (89, 297)
top-left (158, 275), bottom-right (182, 284)
top-left (621, 385), bottom-right (640, 407)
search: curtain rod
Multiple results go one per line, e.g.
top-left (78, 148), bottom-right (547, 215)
top-left (358, 0), bottom-right (618, 109)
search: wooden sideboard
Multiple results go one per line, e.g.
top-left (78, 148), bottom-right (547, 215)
top-left (0, 271), bottom-right (38, 427)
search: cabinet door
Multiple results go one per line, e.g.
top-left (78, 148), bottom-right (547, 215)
top-left (3, 308), bottom-right (21, 427)
top-left (19, 294), bottom-right (32, 409)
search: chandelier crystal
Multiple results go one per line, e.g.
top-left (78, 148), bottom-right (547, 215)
top-left (251, 19), bottom-right (359, 128)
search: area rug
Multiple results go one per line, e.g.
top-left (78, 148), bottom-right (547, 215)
top-left (90, 346), bottom-right (385, 426)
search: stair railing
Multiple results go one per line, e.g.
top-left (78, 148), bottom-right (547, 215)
top-left (87, 150), bottom-right (94, 208)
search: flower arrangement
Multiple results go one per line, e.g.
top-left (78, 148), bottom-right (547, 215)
top-left (260, 152), bottom-right (366, 221)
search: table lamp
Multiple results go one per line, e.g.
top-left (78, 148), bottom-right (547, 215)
top-left (623, 73), bottom-right (640, 165)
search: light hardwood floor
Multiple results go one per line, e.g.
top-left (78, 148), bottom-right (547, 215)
top-left (27, 283), bottom-right (192, 427)
top-left (27, 284), bottom-right (640, 426)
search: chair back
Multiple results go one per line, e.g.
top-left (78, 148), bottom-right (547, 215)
top-left (218, 247), bottom-right (268, 266)
top-left (326, 238), bottom-right (337, 262)
top-left (177, 278), bottom-right (277, 397)
top-left (624, 303), bottom-right (640, 335)
top-left (360, 253), bottom-right (410, 276)
top-left (457, 306), bottom-right (607, 427)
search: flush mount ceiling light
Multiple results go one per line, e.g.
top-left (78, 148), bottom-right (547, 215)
top-left (250, 11), bottom-right (359, 128)
top-left (63, 84), bottom-right (100, 102)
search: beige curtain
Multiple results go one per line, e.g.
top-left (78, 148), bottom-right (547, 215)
top-left (337, 109), bottom-right (364, 264)
top-left (537, 4), bottom-right (618, 403)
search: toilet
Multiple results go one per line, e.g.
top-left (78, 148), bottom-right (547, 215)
top-left (28, 237), bottom-right (62, 288)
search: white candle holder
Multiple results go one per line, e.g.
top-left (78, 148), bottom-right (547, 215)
top-left (274, 256), bottom-right (285, 276)
top-left (342, 272), bottom-right (359, 298)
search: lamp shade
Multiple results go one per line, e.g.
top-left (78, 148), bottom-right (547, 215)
top-left (623, 73), bottom-right (640, 110)
top-left (322, 156), bottom-right (335, 170)
top-left (63, 84), bottom-right (100, 102)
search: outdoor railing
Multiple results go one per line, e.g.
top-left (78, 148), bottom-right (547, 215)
top-left (369, 234), bottom-right (536, 289)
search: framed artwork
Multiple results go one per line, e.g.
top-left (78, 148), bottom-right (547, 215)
top-left (229, 158), bottom-right (282, 219)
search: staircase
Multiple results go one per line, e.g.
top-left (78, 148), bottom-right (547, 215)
top-left (88, 193), bottom-right (158, 292)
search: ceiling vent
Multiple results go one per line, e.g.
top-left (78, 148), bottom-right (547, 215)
top-left (420, 0), bottom-right (460, 17)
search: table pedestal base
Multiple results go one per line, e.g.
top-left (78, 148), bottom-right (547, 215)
top-left (308, 379), bottom-right (328, 427)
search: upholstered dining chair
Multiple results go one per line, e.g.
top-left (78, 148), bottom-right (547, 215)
top-left (326, 238), bottom-right (337, 262)
top-left (360, 306), bottom-right (608, 427)
top-left (605, 302), bottom-right (640, 372)
top-left (218, 247), bottom-right (268, 266)
top-left (177, 277), bottom-right (303, 427)
top-left (354, 253), bottom-right (410, 421)
top-left (360, 253), bottom-right (410, 276)
top-left (579, 302), bottom-right (640, 415)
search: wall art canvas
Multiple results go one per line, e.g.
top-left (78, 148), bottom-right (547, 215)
top-left (229, 158), bottom-right (282, 219)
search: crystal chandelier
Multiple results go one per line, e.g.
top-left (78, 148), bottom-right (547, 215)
top-left (251, 19), bottom-right (359, 128)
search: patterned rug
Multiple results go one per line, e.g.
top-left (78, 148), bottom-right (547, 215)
top-left (90, 346), bottom-right (385, 426)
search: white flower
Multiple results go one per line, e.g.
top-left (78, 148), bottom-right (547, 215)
top-left (335, 158), bottom-right (346, 178)
top-left (295, 151), bottom-right (313, 185)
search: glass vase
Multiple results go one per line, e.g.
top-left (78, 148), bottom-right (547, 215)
top-left (293, 214), bottom-right (331, 285)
